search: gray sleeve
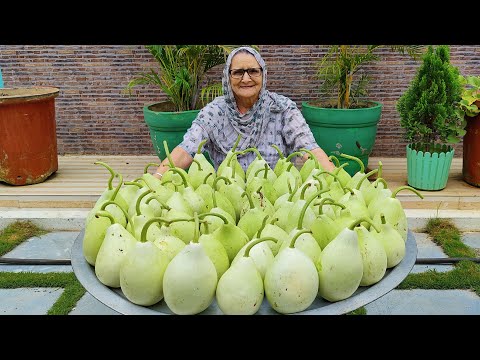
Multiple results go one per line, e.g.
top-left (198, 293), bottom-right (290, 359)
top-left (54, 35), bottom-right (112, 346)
top-left (177, 119), bottom-right (210, 158)
top-left (282, 105), bottom-right (319, 154)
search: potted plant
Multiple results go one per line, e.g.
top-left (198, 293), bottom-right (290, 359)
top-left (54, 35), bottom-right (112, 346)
top-left (301, 45), bottom-right (423, 175)
top-left (396, 45), bottom-right (466, 191)
top-left (458, 74), bottom-right (480, 187)
top-left (124, 45), bottom-right (238, 162)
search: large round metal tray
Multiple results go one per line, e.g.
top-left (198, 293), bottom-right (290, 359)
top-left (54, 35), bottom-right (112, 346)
top-left (71, 229), bottom-right (417, 315)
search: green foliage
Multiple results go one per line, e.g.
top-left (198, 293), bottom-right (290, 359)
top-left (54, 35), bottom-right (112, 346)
top-left (316, 45), bottom-right (423, 109)
top-left (124, 45), bottom-right (239, 112)
top-left (397, 45), bottom-right (466, 145)
top-left (458, 74), bottom-right (480, 118)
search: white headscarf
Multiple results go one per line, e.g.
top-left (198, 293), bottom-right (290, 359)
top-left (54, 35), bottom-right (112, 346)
top-left (207, 46), bottom-right (291, 154)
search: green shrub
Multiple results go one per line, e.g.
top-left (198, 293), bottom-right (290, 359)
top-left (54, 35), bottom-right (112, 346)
top-left (396, 45), bottom-right (466, 145)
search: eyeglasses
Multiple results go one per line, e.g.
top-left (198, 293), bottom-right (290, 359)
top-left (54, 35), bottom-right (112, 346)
top-left (229, 67), bottom-right (263, 79)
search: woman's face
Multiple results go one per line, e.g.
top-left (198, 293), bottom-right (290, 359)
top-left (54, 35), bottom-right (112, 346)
top-left (229, 52), bottom-right (263, 103)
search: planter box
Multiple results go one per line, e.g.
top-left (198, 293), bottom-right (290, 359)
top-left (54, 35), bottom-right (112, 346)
top-left (406, 143), bottom-right (454, 191)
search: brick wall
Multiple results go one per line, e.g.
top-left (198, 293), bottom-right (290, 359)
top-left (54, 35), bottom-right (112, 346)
top-left (1, 45), bottom-right (479, 158)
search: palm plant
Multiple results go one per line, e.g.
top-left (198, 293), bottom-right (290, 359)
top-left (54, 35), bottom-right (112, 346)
top-left (316, 45), bottom-right (424, 109)
top-left (125, 45), bottom-right (238, 112)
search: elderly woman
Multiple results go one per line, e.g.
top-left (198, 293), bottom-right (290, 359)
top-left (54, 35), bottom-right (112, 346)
top-left (154, 46), bottom-right (335, 178)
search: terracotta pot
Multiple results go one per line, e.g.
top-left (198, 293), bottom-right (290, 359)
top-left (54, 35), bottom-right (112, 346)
top-left (463, 110), bottom-right (480, 187)
top-left (0, 87), bottom-right (60, 185)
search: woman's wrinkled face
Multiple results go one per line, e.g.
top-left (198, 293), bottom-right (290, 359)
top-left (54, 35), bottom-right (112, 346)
top-left (229, 52), bottom-right (263, 102)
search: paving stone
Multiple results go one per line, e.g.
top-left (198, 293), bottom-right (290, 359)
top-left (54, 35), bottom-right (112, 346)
top-left (461, 232), bottom-right (480, 250)
top-left (365, 289), bottom-right (480, 315)
top-left (0, 288), bottom-right (63, 315)
top-left (411, 232), bottom-right (454, 273)
top-left (69, 292), bottom-right (120, 315)
top-left (0, 231), bottom-right (78, 273)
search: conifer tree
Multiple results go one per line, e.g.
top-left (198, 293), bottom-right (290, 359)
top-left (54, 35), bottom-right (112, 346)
top-left (396, 45), bottom-right (465, 147)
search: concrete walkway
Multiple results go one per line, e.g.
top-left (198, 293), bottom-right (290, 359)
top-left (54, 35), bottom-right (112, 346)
top-left (0, 210), bottom-right (479, 315)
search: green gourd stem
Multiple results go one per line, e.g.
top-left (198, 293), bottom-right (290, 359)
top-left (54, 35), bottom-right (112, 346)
top-left (95, 210), bottom-right (115, 225)
top-left (231, 154), bottom-right (237, 178)
top-left (213, 176), bottom-right (231, 191)
top-left (241, 191), bottom-right (254, 210)
top-left (192, 159), bottom-right (203, 171)
top-left (256, 215), bottom-right (270, 238)
top-left (263, 163), bottom-right (269, 180)
top-left (124, 181), bottom-right (143, 189)
top-left (203, 219), bottom-right (211, 235)
top-left (311, 175), bottom-right (325, 190)
top-left (373, 178), bottom-right (388, 189)
top-left (244, 237), bottom-right (279, 258)
top-left (193, 213), bottom-right (200, 243)
top-left (232, 134), bottom-right (242, 152)
top-left (140, 217), bottom-right (170, 243)
top-left (356, 168), bottom-right (379, 191)
top-left (286, 162), bottom-right (294, 172)
top-left (197, 139), bottom-right (208, 155)
top-left (343, 186), bottom-right (354, 195)
top-left (298, 189), bottom-right (328, 229)
top-left (315, 170), bottom-right (342, 185)
top-left (254, 165), bottom-right (268, 178)
top-left (136, 175), bottom-right (153, 191)
top-left (100, 200), bottom-right (132, 224)
top-left (299, 182), bottom-right (312, 200)
top-left (163, 140), bottom-right (176, 168)
top-left (271, 144), bottom-right (285, 159)
top-left (285, 151), bottom-right (304, 162)
top-left (377, 161), bottom-right (383, 179)
top-left (144, 162), bottom-right (160, 174)
top-left (348, 217), bottom-right (380, 233)
top-left (289, 182), bottom-right (308, 202)
top-left (198, 212), bottom-right (228, 224)
top-left (203, 172), bottom-right (213, 185)
top-left (328, 155), bottom-right (340, 167)
top-left (300, 148), bottom-right (319, 168)
top-left (340, 153), bottom-right (364, 173)
top-left (241, 147), bottom-right (262, 159)
top-left (94, 161), bottom-right (116, 190)
top-left (167, 217), bottom-right (197, 225)
top-left (135, 189), bottom-right (153, 216)
top-left (333, 163), bottom-right (349, 177)
top-left (313, 197), bottom-right (334, 215)
top-left (314, 198), bottom-right (345, 216)
top-left (228, 151), bottom-right (242, 167)
top-left (167, 168), bottom-right (188, 188)
top-left (270, 217), bottom-right (279, 225)
top-left (289, 229), bottom-right (313, 249)
top-left (133, 177), bottom-right (146, 185)
top-left (145, 194), bottom-right (171, 211)
top-left (287, 179), bottom-right (293, 195)
top-left (391, 185), bottom-right (424, 199)
top-left (109, 173), bottom-right (124, 201)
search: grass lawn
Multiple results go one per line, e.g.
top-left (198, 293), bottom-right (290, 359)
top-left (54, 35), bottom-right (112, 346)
top-left (0, 221), bottom-right (85, 315)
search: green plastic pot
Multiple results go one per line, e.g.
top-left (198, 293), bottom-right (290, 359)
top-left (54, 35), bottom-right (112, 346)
top-left (301, 101), bottom-right (382, 176)
top-left (143, 102), bottom-right (212, 165)
top-left (406, 143), bottom-right (454, 191)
